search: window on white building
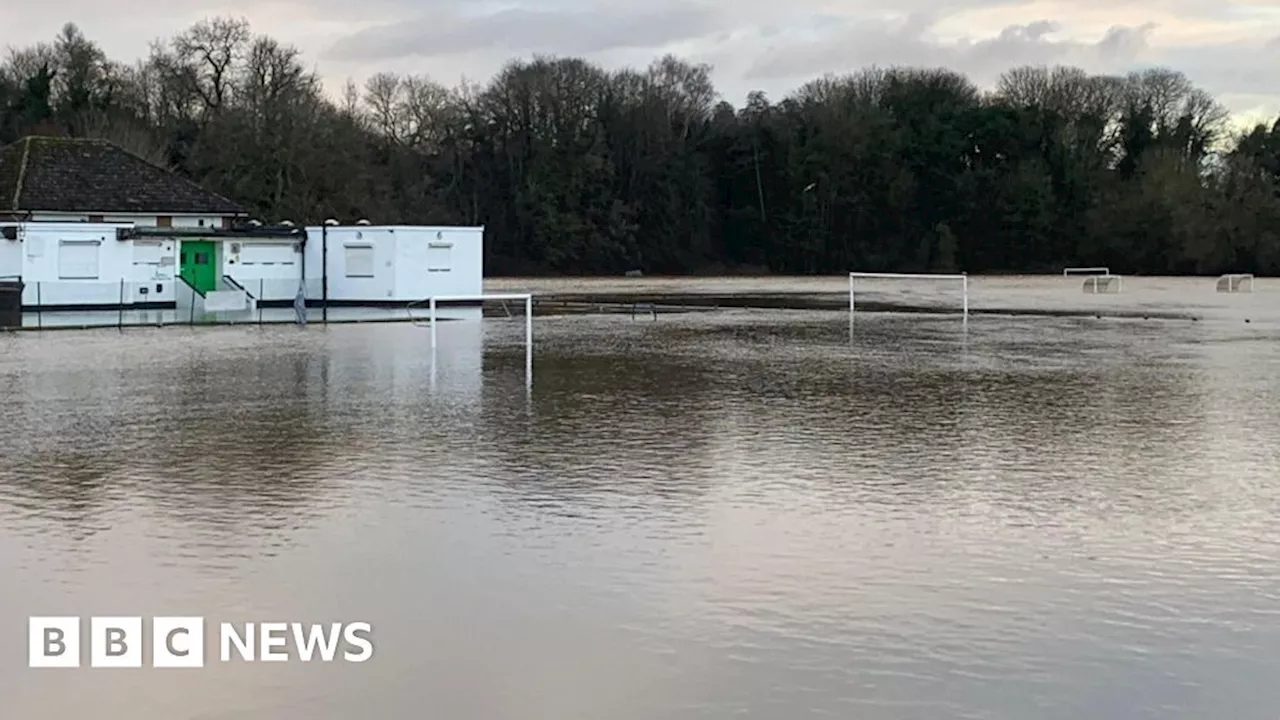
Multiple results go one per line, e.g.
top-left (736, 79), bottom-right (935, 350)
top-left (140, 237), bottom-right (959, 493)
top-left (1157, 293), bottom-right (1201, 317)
top-left (240, 243), bottom-right (295, 265)
top-left (344, 244), bottom-right (375, 277)
top-left (132, 241), bottom-right (164, 266)
top-left (427, 242), bottom-right (452, 272)
top-left (58, 240), bottom-right (101, 279)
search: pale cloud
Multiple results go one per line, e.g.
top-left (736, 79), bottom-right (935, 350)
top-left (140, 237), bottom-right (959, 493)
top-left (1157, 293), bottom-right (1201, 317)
top-left (4, 0), bottom-right (1280, 120)
top-left (323, 4), bottom-right (725, 62)
top-left (734, 17), bottom-right (1157, 83)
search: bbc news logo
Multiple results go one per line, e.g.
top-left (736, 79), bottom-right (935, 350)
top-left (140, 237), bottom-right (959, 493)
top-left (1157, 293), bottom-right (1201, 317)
top-left (28, 617), bottom-right (373, 668)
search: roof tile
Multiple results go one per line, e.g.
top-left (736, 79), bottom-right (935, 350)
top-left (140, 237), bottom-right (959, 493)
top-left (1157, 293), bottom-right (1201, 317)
top-left (0, 136), bottom-right (245, 216)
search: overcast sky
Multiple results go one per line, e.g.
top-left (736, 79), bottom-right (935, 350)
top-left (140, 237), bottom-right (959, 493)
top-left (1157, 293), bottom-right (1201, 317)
top-left (7, 0), bottom-right (1280, 124)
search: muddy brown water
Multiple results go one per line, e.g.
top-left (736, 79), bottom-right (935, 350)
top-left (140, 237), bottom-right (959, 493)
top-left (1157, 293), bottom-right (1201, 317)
top-left (1, 275), bottom-right (1278, 719)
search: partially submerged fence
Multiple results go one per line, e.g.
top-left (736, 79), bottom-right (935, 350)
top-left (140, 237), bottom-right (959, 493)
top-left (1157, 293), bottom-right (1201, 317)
top-left (5, 280), bottom-right (531, 330)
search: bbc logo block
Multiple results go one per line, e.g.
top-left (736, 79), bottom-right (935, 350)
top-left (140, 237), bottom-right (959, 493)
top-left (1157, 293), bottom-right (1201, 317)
top-left (152, 617), bottom-right (204, 668)
top-left (28, 617), bottom-right (372, 667)
top-left (29, 616), bottom-right (205, 668)
top-left (90, 617), bottom-right (142, 668)
top-left (28, 617), bottom-right (80, 668)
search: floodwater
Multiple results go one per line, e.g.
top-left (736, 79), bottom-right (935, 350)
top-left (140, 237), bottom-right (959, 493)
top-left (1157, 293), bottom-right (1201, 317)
top-left (1, 276), bottom-right (1279, 720)
top-left (489, 273), bottom-right (1280, 323)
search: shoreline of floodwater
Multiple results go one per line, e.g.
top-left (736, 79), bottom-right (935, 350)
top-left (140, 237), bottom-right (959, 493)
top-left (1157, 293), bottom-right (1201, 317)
top-left (0, 294), bottom-right (1210, 331)
top-left (525, 293), bottom-right (1201, 320)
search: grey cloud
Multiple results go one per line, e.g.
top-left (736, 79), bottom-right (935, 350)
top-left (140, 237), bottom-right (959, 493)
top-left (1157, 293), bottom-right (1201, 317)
top-left (712, 18), bottom-right (1280, 118)
top-left (323, 4), bottom-right (724, 62)
top-left (1097, 23), bottom-right (1156, 59)
top-left (1154, 39), bottom-right (1280, 98)
top-left (11, 0), bottom-right (1278, 119)
top-left (742, 17), bottom-right (1156, 86)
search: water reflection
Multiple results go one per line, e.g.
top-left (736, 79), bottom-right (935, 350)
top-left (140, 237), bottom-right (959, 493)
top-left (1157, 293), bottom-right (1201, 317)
top-left (1, 299), bottom-right (1279, 720)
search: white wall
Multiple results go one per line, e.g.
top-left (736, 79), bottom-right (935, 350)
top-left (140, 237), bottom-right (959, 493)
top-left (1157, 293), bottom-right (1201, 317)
top-left (303, 226), bottom-right (397, 301)
top-left (394, 227), bottom-right (484, 299)
top-left (29, 212), bottom-right (232, 229)
top-left (302, 225), bottom-right (484, 302)
top-left (222, 238), bottom-right (303, 301)
top-left (128, 238), bottom-right (178, 303)
top-left (18, 223), bottom-right (138, 306)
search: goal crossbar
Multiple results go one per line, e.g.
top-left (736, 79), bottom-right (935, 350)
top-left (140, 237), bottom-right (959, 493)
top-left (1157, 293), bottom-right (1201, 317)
top-left (848, 272), bottom-right (969, 318)
top-left (1064, 267), bottom-right (1110, 276)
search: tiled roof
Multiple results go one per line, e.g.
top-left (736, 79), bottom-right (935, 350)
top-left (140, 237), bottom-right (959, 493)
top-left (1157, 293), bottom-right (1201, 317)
top-left (0, 136), bottom-right (246, 215)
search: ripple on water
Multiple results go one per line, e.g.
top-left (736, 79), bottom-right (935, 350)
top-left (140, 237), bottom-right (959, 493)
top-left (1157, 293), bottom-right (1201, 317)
top-left (0, 304), bottom-right (1279, 719)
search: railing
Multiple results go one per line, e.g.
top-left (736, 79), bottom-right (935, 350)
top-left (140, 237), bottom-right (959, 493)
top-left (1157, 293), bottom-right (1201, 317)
top-left (222, 275), bottom-right (255, 298)
top-left (176, 275), bottom-right (206, 298)
top-left (9, 278), bottom-right (324, 329)
top-left (0, 281), bottom-right (541, 337)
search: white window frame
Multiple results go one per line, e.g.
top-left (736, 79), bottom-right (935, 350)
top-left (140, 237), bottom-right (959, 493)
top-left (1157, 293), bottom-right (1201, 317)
top-left (58, 239), bottom-right (102, 279)
top-left (344, 243), bottom-right (375, 278)
top-left (132, 241), bottom-right (164, 267)
top-left (427, 242), bottom-right (452, 272)
top-left (239, 242), bottom-right (295, 266)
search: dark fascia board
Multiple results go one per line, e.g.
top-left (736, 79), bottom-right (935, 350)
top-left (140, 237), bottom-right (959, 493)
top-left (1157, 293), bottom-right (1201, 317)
top-left (121, 226), bottom-right (307, 241)
top-left (3, 224), bottom-right (307, 242)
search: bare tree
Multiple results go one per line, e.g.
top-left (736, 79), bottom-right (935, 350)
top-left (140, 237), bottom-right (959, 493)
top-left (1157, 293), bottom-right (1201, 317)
top-left (172, 16), bottom-right (251, 117)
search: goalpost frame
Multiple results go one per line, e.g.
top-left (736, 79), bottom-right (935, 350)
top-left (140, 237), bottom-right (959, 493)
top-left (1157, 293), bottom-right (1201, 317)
top-left (1218, 274), bottom-right (1254, 293)
top-left (1064, 267), bottom-right (1110, 276)
top-left (426, 293), bottom-right (534, 389)
top-left (848, 272), bottom-right (969, 318)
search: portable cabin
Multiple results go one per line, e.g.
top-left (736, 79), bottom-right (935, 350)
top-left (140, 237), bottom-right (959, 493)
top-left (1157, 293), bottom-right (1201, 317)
top-left (303, 224), bottom-right (483, 304)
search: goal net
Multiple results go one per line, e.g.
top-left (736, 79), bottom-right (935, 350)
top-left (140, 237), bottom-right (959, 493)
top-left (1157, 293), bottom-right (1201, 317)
top-left (1082, 276), bottom-right (1123, 294)
top-left (1216, 274), bottom-right (1253, 293)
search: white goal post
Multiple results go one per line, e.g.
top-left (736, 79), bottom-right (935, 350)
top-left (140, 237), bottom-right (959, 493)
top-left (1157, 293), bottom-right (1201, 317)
top-left (1217, 274), bottom-right (1254, 293)
top-left (848, 272), bottom-right (969, 318)
top-left (425, 293), bottom-right (534, 385)
top-left (1064, 267), bottom-right (1110, 276)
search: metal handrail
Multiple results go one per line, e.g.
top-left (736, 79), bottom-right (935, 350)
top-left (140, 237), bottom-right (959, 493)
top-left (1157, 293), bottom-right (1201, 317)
top-left (176, 274), bottom-right (207, 298)
top-left (221, 275), bottom-right (255, 299)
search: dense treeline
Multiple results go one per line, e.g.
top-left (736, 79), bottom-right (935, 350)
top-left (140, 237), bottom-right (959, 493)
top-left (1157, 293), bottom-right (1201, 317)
top-left (3, 20), bottom-right (1280, 275)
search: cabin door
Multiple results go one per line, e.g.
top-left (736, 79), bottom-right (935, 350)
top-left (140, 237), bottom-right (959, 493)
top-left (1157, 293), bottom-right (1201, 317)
top-left (179, 240), bottom-right (218, 293)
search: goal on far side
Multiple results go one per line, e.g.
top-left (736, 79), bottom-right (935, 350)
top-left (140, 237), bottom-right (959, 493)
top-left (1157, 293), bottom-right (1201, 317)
top-left (1059, 266), bottom-right (1111, 278)
top-left (848, 272), bottom-right (969, 319)
top-left (1217, 274), bottom-right (1254, 293)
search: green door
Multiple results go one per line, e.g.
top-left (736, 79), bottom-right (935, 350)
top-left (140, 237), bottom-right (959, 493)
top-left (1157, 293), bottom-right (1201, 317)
top-left (179, 240), bottom-right (218, 293)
